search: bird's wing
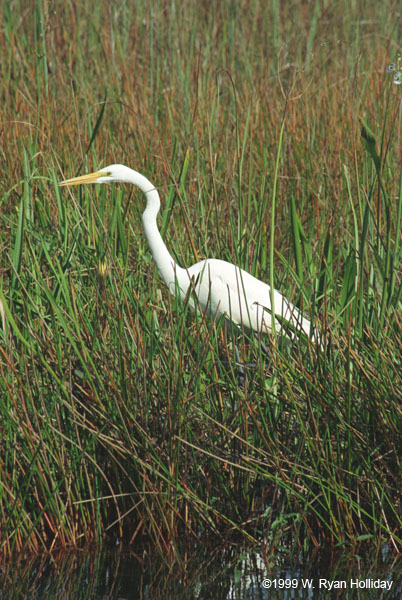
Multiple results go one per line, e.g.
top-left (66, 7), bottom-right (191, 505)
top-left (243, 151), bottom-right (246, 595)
top-left (187, 259), bottom-right (311, 337)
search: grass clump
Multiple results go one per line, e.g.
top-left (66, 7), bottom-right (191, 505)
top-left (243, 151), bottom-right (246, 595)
top-left (0, 0), bottom-right (401, 557)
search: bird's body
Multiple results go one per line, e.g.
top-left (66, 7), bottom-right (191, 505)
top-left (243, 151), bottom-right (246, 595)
top-left (171, 258), bottom-right (311, 337)
top-left (60, 164), bottom-right (313, 340)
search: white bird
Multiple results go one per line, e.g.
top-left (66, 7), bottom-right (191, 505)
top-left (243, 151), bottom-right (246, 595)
top-left (59, 164), bottom-right (314, 343)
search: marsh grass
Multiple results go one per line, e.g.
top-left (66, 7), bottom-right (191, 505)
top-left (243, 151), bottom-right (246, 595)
top-left (0, 0), bottom-right (401, 557)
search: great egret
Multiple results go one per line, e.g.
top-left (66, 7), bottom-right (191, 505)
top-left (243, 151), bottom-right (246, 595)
top-left (59, 164), bottom-right (315, 344)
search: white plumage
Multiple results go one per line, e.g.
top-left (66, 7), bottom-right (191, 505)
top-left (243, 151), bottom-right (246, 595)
top-left (60, 164), bottom-right (314, 341)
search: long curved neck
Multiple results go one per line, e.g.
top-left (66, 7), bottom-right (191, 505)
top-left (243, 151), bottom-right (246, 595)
top-left (135, 173), bottom-right (185, 289)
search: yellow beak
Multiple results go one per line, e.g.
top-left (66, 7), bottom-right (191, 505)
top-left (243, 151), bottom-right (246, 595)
top-left (59, 170), bottom-right (107, 186)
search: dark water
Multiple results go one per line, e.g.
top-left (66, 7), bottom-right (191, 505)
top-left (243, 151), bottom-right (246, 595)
top-left (0, 542), bottom-right (401, 599)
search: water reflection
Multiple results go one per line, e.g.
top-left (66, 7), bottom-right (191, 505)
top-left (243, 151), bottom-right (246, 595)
top-left (0, 543), bottom-right (401, 599)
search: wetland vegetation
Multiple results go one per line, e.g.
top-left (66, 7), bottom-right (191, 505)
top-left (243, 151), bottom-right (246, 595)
top-left (0, 0), bottom-right (401, 561)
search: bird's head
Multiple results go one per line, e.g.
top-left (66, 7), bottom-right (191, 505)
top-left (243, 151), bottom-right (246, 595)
top-left (59, 164), bottom-right (136, 187)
